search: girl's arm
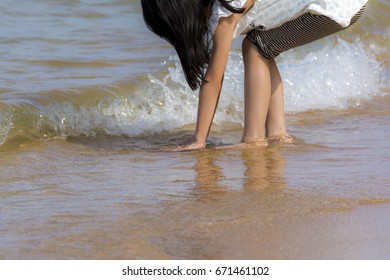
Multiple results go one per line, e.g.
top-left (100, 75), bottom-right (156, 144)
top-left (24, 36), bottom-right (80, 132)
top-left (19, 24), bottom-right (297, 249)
top-left (172, 1), bottom-right (254, 151)
top-left (170, 18), bottom-right (234, 151)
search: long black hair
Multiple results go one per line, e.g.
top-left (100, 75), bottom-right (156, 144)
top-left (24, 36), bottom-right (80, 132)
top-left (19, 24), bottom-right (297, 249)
top-left (141, 0), bottom-right (244, 90)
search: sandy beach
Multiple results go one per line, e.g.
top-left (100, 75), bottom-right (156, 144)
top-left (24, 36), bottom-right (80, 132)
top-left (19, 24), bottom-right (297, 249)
top-left (0, 0), bottom-right (389, 259)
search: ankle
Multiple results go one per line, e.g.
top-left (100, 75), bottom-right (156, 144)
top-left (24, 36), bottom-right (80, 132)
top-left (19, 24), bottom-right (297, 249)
top-left (266, 128), bottom-right (287, 138)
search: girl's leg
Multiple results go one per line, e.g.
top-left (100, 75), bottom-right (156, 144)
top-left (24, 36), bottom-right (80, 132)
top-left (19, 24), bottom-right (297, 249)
top-left (241, 38), bottom-right (271, 143)
top-left (266, 58), bottom-right (287, 137)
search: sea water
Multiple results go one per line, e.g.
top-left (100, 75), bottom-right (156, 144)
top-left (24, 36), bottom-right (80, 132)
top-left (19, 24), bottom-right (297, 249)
top-left (0, 0), bottom-right (389, 259)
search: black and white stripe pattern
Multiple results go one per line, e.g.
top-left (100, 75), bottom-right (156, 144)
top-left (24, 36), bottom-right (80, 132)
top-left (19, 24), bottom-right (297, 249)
top-left (246, 7), bottom-right (365, 59)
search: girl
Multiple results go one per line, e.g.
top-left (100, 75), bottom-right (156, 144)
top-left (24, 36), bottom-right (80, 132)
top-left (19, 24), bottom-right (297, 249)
top-left (141, 0), bottom-right (367, 151)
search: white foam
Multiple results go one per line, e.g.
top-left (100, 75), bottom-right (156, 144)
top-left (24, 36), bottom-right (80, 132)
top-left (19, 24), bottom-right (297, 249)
top-left (91, 37), bottom-right (384, 137)
top-left (0, 38), bottom-right (385, 143)
top-left (279, 39), bottom-right (383, 113)
top-left (143, 38), bottom-right (383, 128)
top-left (0, 110), bottom-right (12, 145)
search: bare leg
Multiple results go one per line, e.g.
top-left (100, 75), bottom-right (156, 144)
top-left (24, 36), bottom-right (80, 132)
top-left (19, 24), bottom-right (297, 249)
top-left (266, 58), bottom-right (287, 137)
top-left (241, 38), bottom-right (271, 143)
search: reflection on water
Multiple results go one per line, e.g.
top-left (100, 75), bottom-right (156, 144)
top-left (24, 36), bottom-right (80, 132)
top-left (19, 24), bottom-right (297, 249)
top-left (242, 147), bottom-right (286, 192)
top-left (147, 147), bottom-right (289, 259)
top-left (193, 146), bottom-right (286, 195)
top-left (1, 136), bottom-right (389, 259)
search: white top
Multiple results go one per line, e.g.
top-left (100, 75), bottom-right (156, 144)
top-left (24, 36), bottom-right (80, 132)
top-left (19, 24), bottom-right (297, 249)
top-left (209, 0), bottom-right (368, 38)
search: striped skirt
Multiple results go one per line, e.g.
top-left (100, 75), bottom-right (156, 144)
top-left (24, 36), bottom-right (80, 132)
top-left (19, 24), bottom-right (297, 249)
top-left (246, 7), bottom-right (365, 59)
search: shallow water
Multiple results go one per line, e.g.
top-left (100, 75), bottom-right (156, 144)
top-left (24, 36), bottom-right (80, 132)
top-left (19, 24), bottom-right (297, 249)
top-left (0, 0), bottom-right (389, 259)
top-left (1, 95), bottom-right (389, 259)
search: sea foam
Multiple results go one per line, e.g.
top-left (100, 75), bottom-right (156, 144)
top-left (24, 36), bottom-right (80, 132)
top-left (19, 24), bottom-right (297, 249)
top-left (0, 38), bottom-right (385, 145)
top-left (146, 37), bottom-right (383, 124)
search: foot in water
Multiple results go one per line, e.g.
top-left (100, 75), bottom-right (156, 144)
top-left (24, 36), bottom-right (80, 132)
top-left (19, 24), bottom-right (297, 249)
top-left (267, 134), bottom-right (298, 145)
